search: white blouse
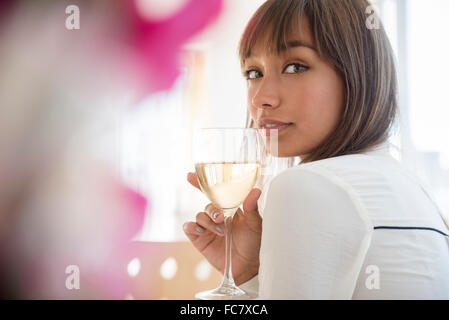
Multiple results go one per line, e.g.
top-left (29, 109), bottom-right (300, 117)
top-left (240, 142), bottom-right (449, 299)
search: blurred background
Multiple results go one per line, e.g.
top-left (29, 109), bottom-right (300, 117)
top-left (1, 0), bottom-right (448, 299)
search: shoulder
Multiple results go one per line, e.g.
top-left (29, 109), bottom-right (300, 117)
top-left (268, 154), bottom-right (374, 205)
top-left (264, 163), bottom-right (374, 235)
top-left (268, 165), bottom-right (347, 200)
top-left (281, 153), bottom-right (399, 202)
top-left (297, 147), bottom-right (402, 184)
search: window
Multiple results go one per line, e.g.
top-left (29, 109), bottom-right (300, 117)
top-left (378, 0), bottom-right (449, 219)
top-left (407, 0), bottom-right (449, 219)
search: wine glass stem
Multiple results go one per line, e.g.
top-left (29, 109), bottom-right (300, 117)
top-left (221, 214), bottom-right (236, 289)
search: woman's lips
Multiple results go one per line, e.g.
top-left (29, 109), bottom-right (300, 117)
top-left (260, 123), bottom-right (293, 136)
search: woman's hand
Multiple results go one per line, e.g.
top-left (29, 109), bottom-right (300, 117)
top-left (183, 172), bottom-right (262, 285)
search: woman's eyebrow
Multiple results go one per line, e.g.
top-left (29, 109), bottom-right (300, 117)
top-left (246, 40), bottom-right (317, 60)
top-left (280, 40), bottom-right (317, 52)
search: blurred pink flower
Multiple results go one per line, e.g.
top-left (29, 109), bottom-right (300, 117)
top-left (126, 0), bottom-right (223, 94)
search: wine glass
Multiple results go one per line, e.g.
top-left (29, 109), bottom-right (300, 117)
top-left (192, 128), bottom-right (262, 300)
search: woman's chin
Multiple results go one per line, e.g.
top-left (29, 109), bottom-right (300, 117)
top-left (266, 148), bottom-right (298, 158)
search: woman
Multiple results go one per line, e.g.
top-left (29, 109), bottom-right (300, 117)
top-left (183, 0), bottom-right (449, 299)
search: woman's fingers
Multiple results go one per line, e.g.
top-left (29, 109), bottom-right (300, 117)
top-left (187, 172), bottom-right (201, 190)
top-left (196, 211), bottom-right (225, 236)
top-left (182, 221), bottom-right (205, 240)
top-left (205, 203), bottom-right (224, 223)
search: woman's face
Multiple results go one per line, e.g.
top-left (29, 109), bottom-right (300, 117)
top-left (243, 17), bottom-right (344, 158)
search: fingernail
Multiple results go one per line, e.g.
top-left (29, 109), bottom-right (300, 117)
top-left (212, 211), bottom-right (220, 220)
top-left (196, 225), bottom-right (205, 233)
top-left (216, 225), bottom-right (224, 234)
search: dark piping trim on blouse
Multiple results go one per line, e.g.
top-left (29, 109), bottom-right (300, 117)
top-left (374, 226), bottom-right (449, 237)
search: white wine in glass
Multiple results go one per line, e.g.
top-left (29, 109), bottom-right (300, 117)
top-left (195, 162), bottom-right (259, 218)
top-left (193, 128), bottom-right (262, 300)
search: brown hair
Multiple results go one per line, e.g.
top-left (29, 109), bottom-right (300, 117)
top-left (238, 0), bottom-right (398, 164)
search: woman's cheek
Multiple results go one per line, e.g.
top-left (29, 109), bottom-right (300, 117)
top-left (294, 94), bottom-right (332, 143)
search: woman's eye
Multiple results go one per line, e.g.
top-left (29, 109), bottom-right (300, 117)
top-left (245, 69), bottom-right (262, 80)
top-left (284, 63), bottom-right (308, 74)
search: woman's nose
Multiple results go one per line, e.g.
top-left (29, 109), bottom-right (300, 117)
top-left (251, 79), bottom-right (281, 110)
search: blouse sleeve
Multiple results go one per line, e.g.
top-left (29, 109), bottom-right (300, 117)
top-left (257, 166), bottom-right (374, 299)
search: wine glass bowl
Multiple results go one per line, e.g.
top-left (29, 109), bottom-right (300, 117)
top-left (194, 161), bottom-right (260, 218)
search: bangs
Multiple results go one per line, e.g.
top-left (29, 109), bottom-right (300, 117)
top-left (238, 0), bottom-right (307, 66)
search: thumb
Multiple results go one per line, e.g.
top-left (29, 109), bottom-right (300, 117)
top-left (242, 188), bottom-right (262, 218)
top-left (187, 172), bottom-right (201, 191)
